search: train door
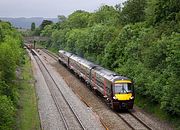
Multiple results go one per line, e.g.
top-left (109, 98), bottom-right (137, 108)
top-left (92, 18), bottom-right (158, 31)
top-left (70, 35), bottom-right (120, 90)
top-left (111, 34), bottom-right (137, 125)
top-left (89, 66), bottom-right (96, 87)
top-left (106, 83), bottom-right (114, 108)
top-left (68, 55), bottom-right (72, 67)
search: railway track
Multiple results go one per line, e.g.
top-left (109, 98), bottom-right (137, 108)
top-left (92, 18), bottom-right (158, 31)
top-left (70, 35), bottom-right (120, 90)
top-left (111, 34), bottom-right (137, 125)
top-left (32, 49), bottom-right (86, 130)
top-left (42, 49), bottom-right (59, 59)
top-left (41, 49), bottom-right (154, 130)
top-left (117, 112), bottom-right (152, 130)
top-left (129, 112), bottom-right (152, 130)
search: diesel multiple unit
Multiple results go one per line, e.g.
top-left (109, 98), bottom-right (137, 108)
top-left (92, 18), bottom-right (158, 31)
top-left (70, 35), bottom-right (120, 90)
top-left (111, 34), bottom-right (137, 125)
top-left (58, 50), bottom-right (135, 110)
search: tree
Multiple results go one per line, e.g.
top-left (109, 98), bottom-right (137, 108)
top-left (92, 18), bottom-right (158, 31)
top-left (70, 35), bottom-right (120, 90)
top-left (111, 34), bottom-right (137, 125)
top-left (58, 15), bottom-right (67, 22)
top-left (145, 0), bottom-right (180, 26)
top-left (120, 0), bottom-right (147, 25)
top-left (67, 10), bottom-right (90, 29)
top-left (154, 0), bottom-right (180, 24)
top-left (39, 20), bottom-right (53, 30)
top-left (40, 25), bottom-right (53, 36)
top-left (115, 3), bottom-right (122, 12)
top-left (31, 22), bottom-right (35, 31)
top-left (88, 5), bottom-right (120, 26)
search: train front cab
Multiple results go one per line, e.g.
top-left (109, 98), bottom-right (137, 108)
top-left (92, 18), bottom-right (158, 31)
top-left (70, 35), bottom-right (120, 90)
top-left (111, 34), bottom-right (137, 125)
top-left (111, 80), bottom-right (134, 110)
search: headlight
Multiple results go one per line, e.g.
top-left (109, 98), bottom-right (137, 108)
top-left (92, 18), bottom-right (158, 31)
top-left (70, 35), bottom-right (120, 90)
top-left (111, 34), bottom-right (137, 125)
top-left (130, 96), bottom-right (134, 100)
top-left (113, 96), bottom-right (117, 100)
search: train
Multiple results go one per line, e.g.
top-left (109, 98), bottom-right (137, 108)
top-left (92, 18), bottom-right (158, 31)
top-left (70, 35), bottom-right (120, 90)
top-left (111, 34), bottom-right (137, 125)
top-left (58, 50), bottom-right (135, 110)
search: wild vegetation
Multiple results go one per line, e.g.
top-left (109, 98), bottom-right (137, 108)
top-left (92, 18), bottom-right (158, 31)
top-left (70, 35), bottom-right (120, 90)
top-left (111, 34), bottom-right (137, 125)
top-left (0, 20), bottom-right (40, 130)
top-left (0, 21), bottom-right (24, 129)
top-left (35, 0), bottom-right (180, 125)
top-left (16, 54), bottom-right (40, 130)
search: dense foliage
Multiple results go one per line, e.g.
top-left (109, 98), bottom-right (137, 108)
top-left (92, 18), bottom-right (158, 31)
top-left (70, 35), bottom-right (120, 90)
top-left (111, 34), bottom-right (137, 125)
top-left (0, 21), bottom-right (23, 129)
top-left (39, 0), bottom-right (180, 117)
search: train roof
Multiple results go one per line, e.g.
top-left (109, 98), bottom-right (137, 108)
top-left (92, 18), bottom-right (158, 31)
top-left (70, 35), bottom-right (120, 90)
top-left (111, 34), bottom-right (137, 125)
top-left (70, 54), bottom-right (97, 69)
top-left (59, 50), bottom-right (72, 57)
top-left (59, 50), bottom-right (130, 82)
top-left (93, 66), bottom-right (129, 82)
top-left (69, 52), bottom-right (129, 81)
top-left (81, 60), bottom-right (97, 69)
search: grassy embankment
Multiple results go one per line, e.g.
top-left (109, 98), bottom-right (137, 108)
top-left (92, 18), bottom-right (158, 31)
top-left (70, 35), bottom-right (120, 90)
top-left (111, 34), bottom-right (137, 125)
top-left (16, 52), bottom-right (40, 130)
top-left (135, 94), bottom-right (180, 130)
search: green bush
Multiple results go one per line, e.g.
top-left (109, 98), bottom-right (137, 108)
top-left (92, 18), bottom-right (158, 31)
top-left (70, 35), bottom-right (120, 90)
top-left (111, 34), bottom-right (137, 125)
top-left (0, 95), bottom-right (15, 130)
top-left (0, 21), bottom-right (23, 129)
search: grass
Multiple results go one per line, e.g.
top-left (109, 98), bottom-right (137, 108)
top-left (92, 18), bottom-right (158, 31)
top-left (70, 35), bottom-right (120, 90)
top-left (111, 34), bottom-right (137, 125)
top-left (16, 53), bottom-right (40, 130)
top-left (135, 93), bottom-right (180, 130)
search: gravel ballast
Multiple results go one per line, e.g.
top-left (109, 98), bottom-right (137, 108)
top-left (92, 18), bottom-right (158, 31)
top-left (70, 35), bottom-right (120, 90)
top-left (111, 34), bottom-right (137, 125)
top-left (30, 49), bottom-right (105, 130)
top-left (29, 50), bottom-right (64, 130)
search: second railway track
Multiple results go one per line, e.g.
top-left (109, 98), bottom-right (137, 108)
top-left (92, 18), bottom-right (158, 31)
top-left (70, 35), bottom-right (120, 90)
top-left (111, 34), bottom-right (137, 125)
top-left (32, 50), bottom-right (86, 130)
top-left (117, 111), bottom-right (152, 130)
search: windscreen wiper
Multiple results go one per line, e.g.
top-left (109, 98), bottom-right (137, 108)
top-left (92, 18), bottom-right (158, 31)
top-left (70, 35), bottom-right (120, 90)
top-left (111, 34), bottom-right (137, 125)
top-left (122, 86), bottom-right (128, 94)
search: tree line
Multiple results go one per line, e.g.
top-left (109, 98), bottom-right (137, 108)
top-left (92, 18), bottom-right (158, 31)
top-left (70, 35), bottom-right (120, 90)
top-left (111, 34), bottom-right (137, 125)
top-left (33, 0), bottom-right (180, 117)
top-left (0, 21), bottom-right (24, 129)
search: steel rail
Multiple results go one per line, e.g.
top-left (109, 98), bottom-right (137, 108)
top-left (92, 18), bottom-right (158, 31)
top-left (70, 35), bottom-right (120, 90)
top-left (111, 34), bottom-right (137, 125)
top-left (42, 49), bottom-right (59, 59)
top-left (117, 113), bottom-right (135, 130)
top-left (33, 50), bottom-right (86, 130)
top-left (117, 112), bottom-right (152, 130)
top-left (33, 55), bottom-right (69, 130)
top-left (129, 112), bottom-right (152, 130)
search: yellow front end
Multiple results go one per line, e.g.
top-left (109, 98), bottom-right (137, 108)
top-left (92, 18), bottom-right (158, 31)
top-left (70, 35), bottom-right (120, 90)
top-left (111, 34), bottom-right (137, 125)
top-left (112, 79), bottom-right (134, 109)
top-left (114, 93), bottom-right (132, 101)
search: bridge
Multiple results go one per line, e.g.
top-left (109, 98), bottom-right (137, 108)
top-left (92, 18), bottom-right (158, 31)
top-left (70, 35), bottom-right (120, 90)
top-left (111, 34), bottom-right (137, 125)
top-left (24, 36), bottom-right (49, 49)
top-left (24, 36), bottom-right (49, 43)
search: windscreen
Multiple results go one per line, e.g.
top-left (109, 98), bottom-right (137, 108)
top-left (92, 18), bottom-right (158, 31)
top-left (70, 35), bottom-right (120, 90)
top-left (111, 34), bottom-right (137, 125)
top-left (114, 83), bottom-right (132, 94)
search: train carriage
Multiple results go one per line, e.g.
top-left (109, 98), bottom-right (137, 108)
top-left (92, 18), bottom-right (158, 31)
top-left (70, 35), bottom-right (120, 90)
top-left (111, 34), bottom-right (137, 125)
top-left (78, 59), bottom-right (96, 84)
top-left (90, 66), bottom-right (112, 97)
top-left (58, 50), bottom-right (72, 67)
top-left (68, 54), bottom-right (96, 83)
top-left (69, 55), bottom-right (82, 75)
top-left (58, 50), bottom-right (135, 110)
top-left (91, 66), bottom-right (134, 109)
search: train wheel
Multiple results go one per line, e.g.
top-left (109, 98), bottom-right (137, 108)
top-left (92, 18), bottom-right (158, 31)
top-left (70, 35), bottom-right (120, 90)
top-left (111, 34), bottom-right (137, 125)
top-left (106, 98), bottom-right (111, 107)
top-left (111, 101), bottom-right (119, 110)
top-left (92, 88), bottom-right (99, 96)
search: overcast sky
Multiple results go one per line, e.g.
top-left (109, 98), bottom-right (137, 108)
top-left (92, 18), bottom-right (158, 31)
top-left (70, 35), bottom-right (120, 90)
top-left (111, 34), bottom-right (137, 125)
top-left (0, 0), bottom-right (126, 18)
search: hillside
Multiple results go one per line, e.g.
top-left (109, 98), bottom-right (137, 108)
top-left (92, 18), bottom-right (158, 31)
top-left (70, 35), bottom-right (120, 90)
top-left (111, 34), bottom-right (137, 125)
top-left (0, 17), bottom-right (58, 29)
